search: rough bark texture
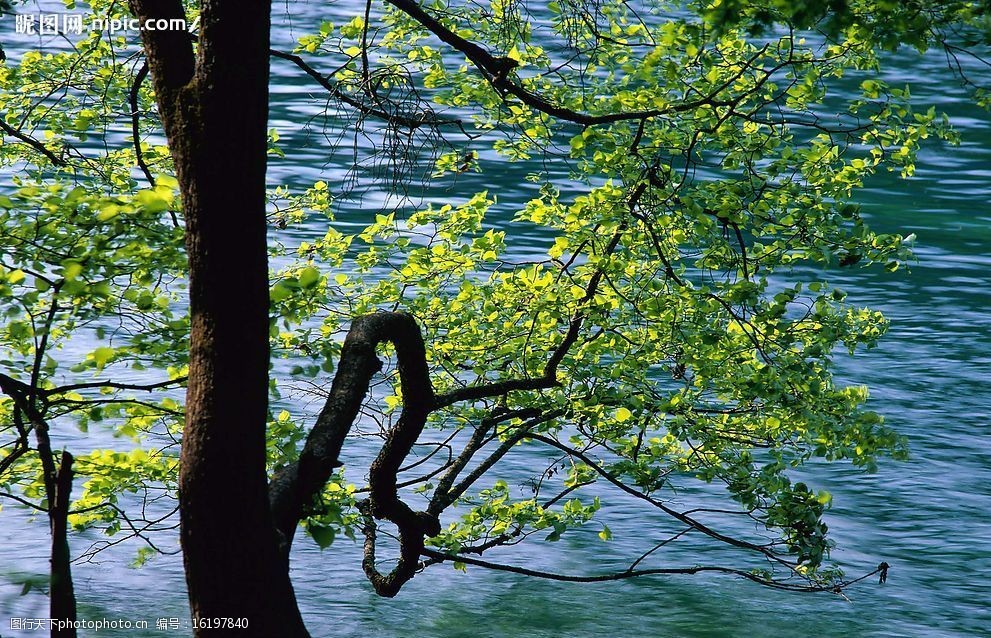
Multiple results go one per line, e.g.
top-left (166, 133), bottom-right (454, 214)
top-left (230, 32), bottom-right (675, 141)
top-left (128, 0), bottom-right (307, 634)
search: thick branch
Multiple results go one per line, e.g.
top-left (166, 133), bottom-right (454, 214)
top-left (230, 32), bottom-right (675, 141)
top-left (269, 314), bottom-right (437, 567)
top-left (127, 0), bottom-right (195, 94)
top-left (383, 0), bottom-right (736, 126)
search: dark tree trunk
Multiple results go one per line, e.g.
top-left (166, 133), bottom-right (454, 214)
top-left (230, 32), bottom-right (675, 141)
top-left (50, 451), bottom-right (77, 638)
top-left (128, 1), bottom-right (308, 634)
top-left (0, 377), bottom-right (78, 636)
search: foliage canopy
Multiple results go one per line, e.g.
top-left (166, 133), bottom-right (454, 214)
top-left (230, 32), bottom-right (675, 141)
top-left (1, 0), bottom-right (988, 607)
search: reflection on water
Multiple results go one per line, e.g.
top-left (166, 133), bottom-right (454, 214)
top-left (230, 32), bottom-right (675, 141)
top-left (2, 3), bottom-right (990, 636)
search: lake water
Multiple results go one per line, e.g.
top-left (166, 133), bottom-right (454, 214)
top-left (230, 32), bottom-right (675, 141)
top-left (2, 3), bottom-right (990, 637)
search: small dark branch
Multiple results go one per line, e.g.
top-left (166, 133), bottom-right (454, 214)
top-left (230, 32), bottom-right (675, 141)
top-left (397, 435), bottom-right (455, 473)
top-left (47, 397), bottom-right (184, 417)
top-left (50, 451), bottom-right (78, 636)
top-left (75, 501), bottom-right (179, 563)
top-left (418, 530), bottom-right (516, 569)
top-left (432, 377), bottom-right (558, 410)
top-left (30, 286), bottom-right (61, 406)
top-left (42, 377), bottom-right (187, 398)
top-left (540, 480), bottom-right (594, 509)
top-left (543, 225), bottom-right (625, 378)
top-left (420, 548), bottom-right (877, 592)
top-left (383, 0), bottom-right (739, 126)
top-left (427, 421), bottom-right (495, 513)
top-left (628, 527), bottom-right (694, 571)
top-left (270, 49), bottom-right (459, 129)
top-left (433, 434), bottom-right (522, 513)
top-left (423, 478), bottom-right (594, 571)
top-left (437, 224), bottom-right (625, 411)
top-left (361, 0), bottom-right (373, 88)
top-left (424, 546), bottom-right (723, 581)
top-left (434, 410), bottom-right (564, 514)
top-left (0, 490), bottom-right (47, 511)
top-left (383, 0), bottom-right (510, 81)
top-left (731, 221), bottom-right (750, 279)
top-left (428, 407), bottom-right (540, 513)
top-left (0, 116), bottom-right (66, 166)
top-left (129, 62), bottom-right (180, 227)
top-left (129, 63), bottom-right (157, 186)
top-left (526, 433), bottom-right (797, 571)
top-left (629, 118), bottom-right (647, 153)
top-left (0, 444), bottom-right (27, 476)
top-left (386, 0), bottom-right (641, 125)
top-left (1, 405), bottom-right (31, 476)
top-left (353, 460), bottom-right (451, 494)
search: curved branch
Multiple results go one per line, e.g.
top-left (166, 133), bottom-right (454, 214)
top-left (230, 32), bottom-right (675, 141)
top-left (129, 63), bottom-right (157, 186)
top-left (269, 312), bottom-right (438, 595)
top-left (0, 490), bottom-right (48, 511)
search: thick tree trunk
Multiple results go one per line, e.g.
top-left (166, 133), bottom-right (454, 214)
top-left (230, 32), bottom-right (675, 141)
top-left (128, 1), bottom-right (308, 634)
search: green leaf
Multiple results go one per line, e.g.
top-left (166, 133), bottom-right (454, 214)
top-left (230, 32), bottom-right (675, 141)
top-left (298, 266), bottom-right (320, 289)
top-left (92, 346), bottom-right (115, 369)
top-left (309, 524), bottom-right (336, 549)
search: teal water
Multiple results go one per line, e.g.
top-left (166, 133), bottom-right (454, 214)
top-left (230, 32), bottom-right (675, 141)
top-left (2, 4), bottom-right (991, 637)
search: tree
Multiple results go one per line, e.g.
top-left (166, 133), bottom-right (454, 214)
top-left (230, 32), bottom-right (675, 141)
top-left (1, 0), bottom-right (988, 635)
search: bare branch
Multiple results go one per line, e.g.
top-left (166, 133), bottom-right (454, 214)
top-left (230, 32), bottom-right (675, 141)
top-left (526, 433), bottom-right (798, 572)
top-left (43, 377), bottom-right (187, 398)
top-left (421, 548), bottom-right (888, 593)
top-left (0, 116), bottom-right (66, 166)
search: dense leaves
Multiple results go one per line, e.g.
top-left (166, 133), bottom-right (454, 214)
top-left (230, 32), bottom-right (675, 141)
top-left (1, 0), bottom-right (986, 595)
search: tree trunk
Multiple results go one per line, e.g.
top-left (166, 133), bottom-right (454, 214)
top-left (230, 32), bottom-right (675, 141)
top-left (128, 1), bottom-right (308, 634)
top-left (51, 451), bottom-right (77, 638)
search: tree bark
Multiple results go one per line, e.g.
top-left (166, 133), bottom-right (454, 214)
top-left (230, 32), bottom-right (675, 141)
top-left (128, 0), bottom-right (308, 634)
top-left (50, 451), bottom-right (77, 638)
